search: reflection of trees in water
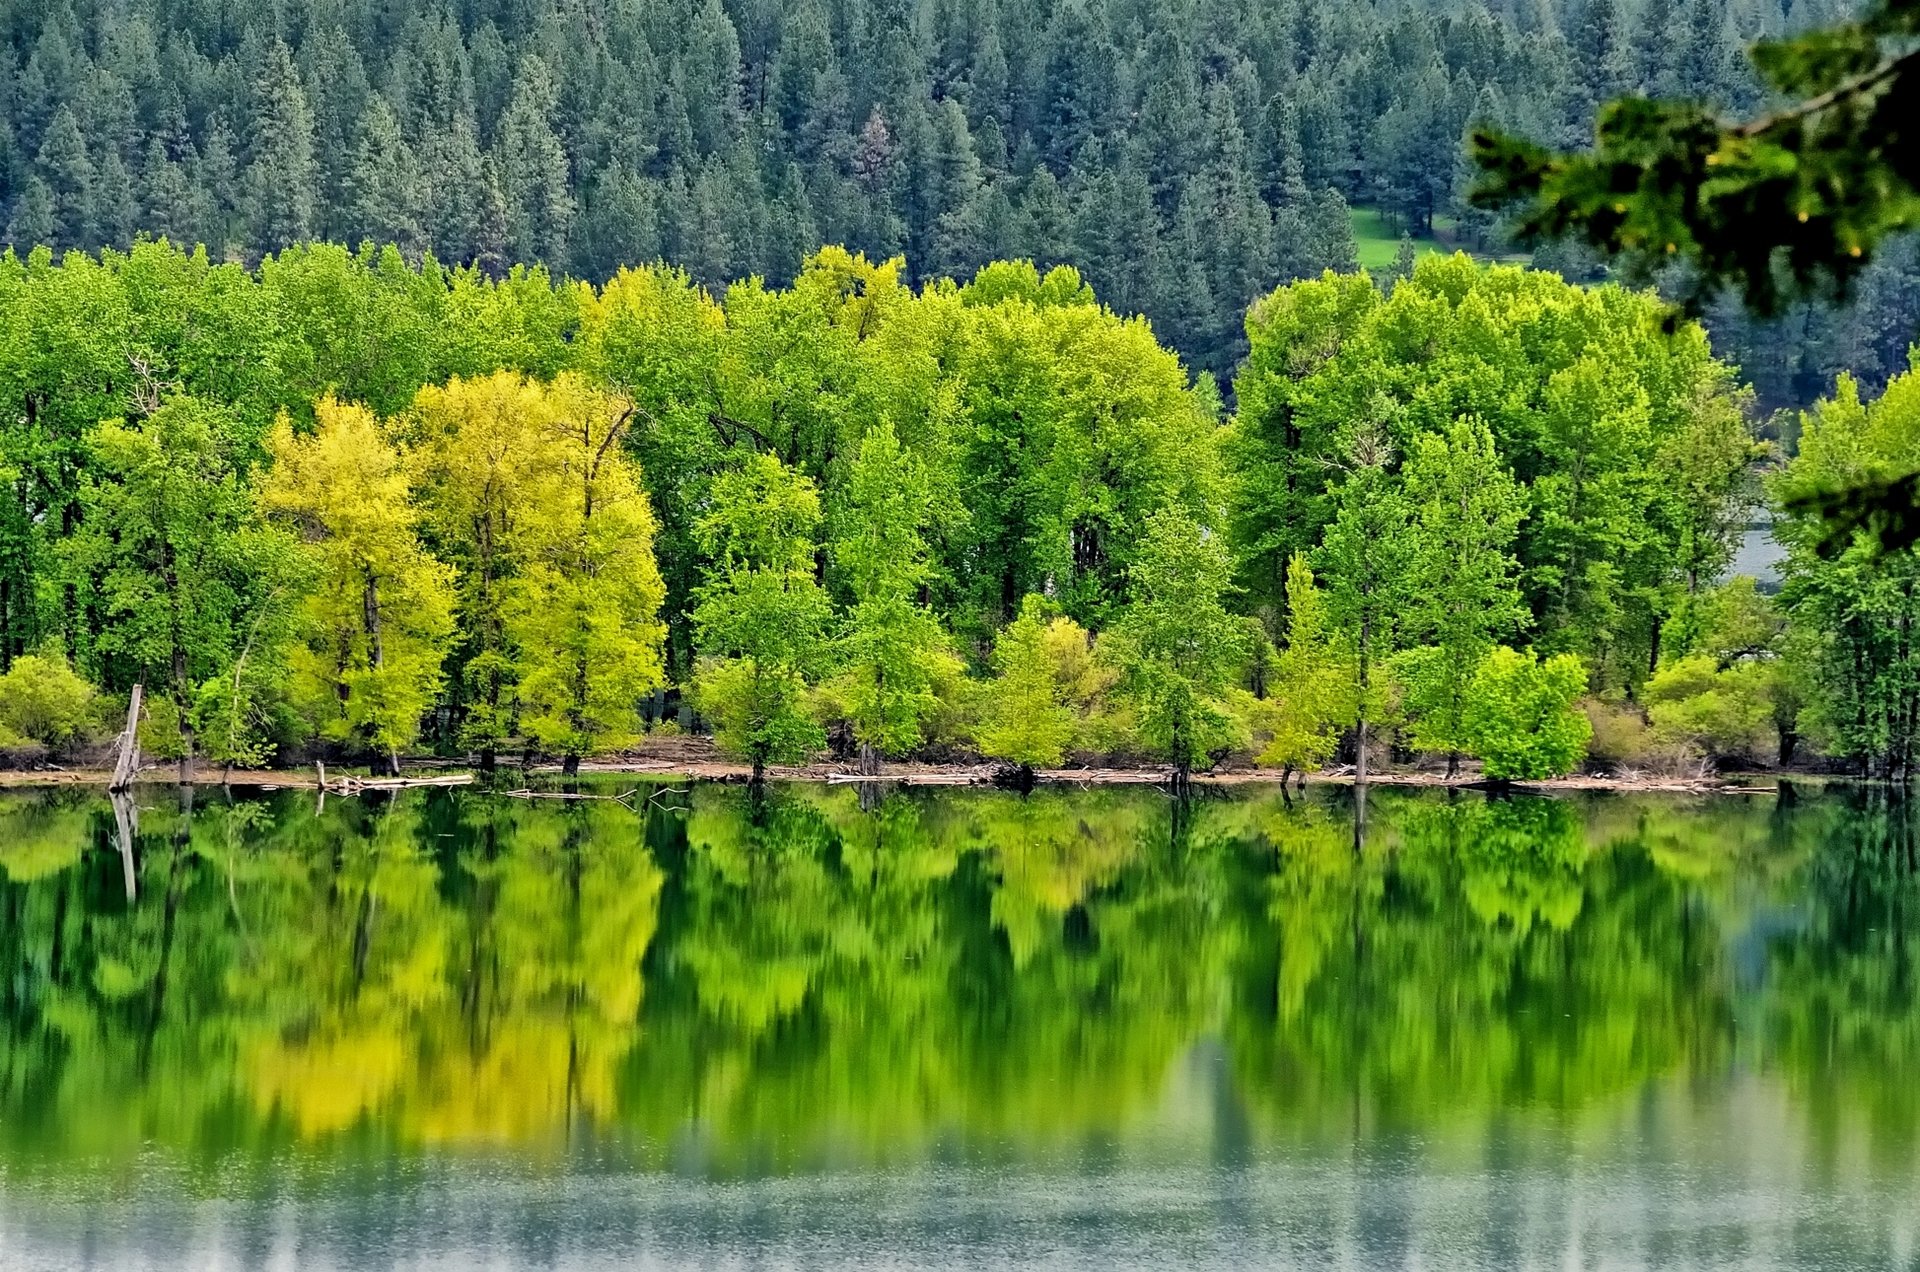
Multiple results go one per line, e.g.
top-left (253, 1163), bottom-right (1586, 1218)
top-left (0, 783), bottom-right (1913, 1175)
top-left (1757, 788), bottom-right (1920, 1157)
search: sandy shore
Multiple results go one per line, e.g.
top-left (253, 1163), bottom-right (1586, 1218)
top-left (0, 736), bottom-right (1793, 794)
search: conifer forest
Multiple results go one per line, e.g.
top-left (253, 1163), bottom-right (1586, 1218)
top-left (2, 0), bottom-right (1919, 784)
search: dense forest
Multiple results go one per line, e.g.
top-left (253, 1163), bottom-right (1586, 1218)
top-left (1, 238), bottom-right (1900, 784)
top-left (0, 0), bottom-right (1915, 398)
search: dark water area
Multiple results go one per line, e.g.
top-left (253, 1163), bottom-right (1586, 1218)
top-left (0, 780), bottom-right (1915, 1269)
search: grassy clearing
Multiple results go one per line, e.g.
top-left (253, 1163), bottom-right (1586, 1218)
top-left (1347, 208), bottom-right (1530, 271)
top-left (1350, 207), bottom-right (1448, 270)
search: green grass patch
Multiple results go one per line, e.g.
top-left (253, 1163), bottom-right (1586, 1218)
top-left (1350, 207), bottom-right (1447, 270)
top-left (1347, 208), bottom-right (1531, 270)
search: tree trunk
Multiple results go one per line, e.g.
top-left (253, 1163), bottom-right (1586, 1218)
top-left (479, 747), bottom-right (496, 774)
top-left (1355, 716), bottom-right (1369, 786)
top-left (751, 756), bottom-right (766, 787)
top-left (109, 684), bottom-right (144, 792)
top-left (1445, 749), bottom-right (1459, 780)
top-left (562, 752), bottom-right (580, 778)
top-left (171, 641), bottom-right (195, 783)
top-left (859, 742), bottom-right (880, 776)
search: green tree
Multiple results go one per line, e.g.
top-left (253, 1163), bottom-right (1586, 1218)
top-left (1316, 425), bottom-right (1413, 784)
top-left (493, 57), bottom-right (574, 267)
top-left (1106, 509), bottom-right (1247, 790)
top-left (690, 453), bottom-right (833, 782)
top-left (976, 595), bottom-right (1079, 779)
top-left (1398, 419), bottom-right (1529, 775)
top-left (245, 39), bottom-right (320, 251)
top-left (67, 398), bottom-right (295, 779)
top-left (1255, 553), bottom-right (1354, 784)
top-left (1460, 646), bottom-right (1593, 780)
top-left (1773, 364), bottom-right (1920, 777)
top-left (830, 421), bottom-right (958, 774)
top-left (0, 650), bottom-right (95, 750)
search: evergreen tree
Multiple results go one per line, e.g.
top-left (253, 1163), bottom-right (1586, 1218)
top-left (492, 57), bottom-right (574, 266)
top-left (34, 106), bottom-right (94, 247)
top-left (245, 39), bottom-right (321, 251)
top-left (346, 98), bottom-right (423, 254)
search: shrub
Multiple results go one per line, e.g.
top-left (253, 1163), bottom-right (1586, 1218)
top-left (1460, 647), bottom-right (1592, 780)
top-left (0, 653), bottom-right (98, 750)
top-left (1644, 655), bottom-right (1774, 761)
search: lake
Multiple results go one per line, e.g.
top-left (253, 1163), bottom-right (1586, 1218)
top-left (0, 780), bottom-right (1915, 1270)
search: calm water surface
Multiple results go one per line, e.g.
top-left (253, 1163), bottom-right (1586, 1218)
top-left (0, 780), bottom-right (1915, 1270)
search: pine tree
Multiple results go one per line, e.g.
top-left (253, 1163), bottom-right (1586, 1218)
top-left (6, 177), bottom-right (56, 248)
top-left (345, 97), bottom-right (423, 254)
top-left (245, 39), bottom-right (320, 251)
top-left (492, 56), bottom-right (575, 266)
top-left (93, 149), bottom-right (137, 248)
top-left (34, 106), bottom-right (95, 248)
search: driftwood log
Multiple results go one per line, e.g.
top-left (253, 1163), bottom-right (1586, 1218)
top-left (106, 684), bottom-right (143, 793)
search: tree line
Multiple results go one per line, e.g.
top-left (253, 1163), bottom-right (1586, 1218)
top-left (0, 0), bottom-right (1913, 403)
top-left (23, 238), bottom-right (1904, 783)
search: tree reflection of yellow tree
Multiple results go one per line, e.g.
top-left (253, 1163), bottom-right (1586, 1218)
top-left (241, 794), bottom-right (664, 1149)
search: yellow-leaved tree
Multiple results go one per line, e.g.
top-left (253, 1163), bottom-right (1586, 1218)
top-left (507, 374), bottom-right (667, 774)
top-left (260, 397), bottom-right (455, 773)
top-left (408, 372), bottom-right (556, 769)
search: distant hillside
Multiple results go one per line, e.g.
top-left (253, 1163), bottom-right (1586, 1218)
top-left (0, 0), bottom-right (1911, 400)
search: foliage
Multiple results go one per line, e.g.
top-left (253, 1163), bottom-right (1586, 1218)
top-left (1471, 0), bottom-right (1920, 317)
top-left (1460, 646), bottom-right (1593, 780)
top-left (504, 376), bottom-right (667, 762)
top-left (1773, 361), bottom-right (1920, 775)
top-left (258, 397), bottom-right (456, 762)
top-left (690, 453), bottom-right (832, 773)
top-left (1105, 510), bottom-right (1248, 778)
top-left (1241, 256), bottom-right (1756, 691)
top-left (1253, 554), bottom-right (1353, 774)
top-left (1397, 419), bottom-right (1528, 765)
top-left (829, 422), bottom-right (959, 765)
top-left (1644, 655), bottom-right (1776, 760)
top-left (0, 651), bottom-right (97, 748)
top-left (976, 596), bottom-right (1080, 772)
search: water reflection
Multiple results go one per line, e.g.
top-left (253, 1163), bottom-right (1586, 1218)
top-left (0, 781), bottom-right (1916, 1268)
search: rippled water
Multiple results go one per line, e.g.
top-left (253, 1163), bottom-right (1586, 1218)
top-left (0, 780), bottom-right (1914, 1269)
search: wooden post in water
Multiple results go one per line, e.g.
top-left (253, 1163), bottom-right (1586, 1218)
top-left (108, 684), bottom-right (143, 793)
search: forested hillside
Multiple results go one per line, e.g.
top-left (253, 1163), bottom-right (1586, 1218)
top-left (0, 0), bottom-right (1911, 395)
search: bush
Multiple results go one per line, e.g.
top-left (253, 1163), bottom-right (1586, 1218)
top-left (1644, 655), bottom-right (1774, 761)
top-left (0, 653), bottom-right (98, 750)
top-left (1581, 696), bottom-right (1701, 775)
top-left (1461, 647), bottom-right (1592, 780)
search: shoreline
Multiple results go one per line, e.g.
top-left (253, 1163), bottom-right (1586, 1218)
top-left (0, 755), bottom-right (1805, 795)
